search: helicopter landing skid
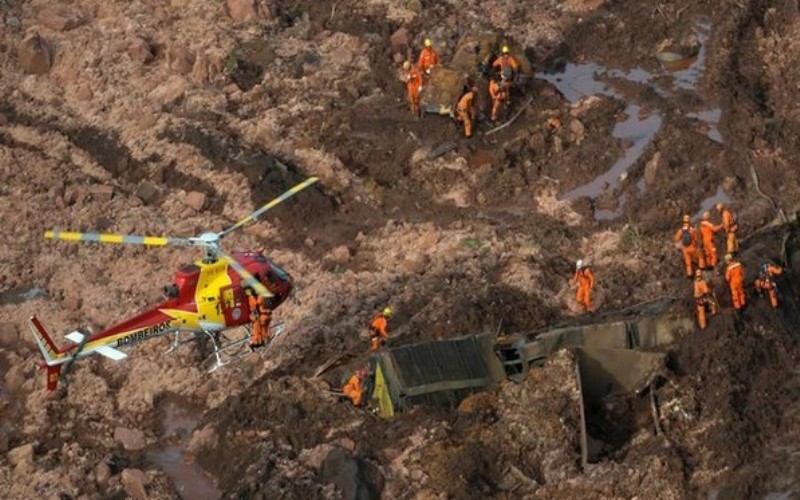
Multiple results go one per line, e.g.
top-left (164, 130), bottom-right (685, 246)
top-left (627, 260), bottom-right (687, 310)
top-left (204, 322), bottom-right (286, 373)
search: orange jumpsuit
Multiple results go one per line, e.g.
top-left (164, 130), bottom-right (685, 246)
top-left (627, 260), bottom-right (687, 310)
top-left (754, 263), bottom-right (783, 308)
top-left (492, 54), bottom-right (520, 84)
top-left (488, 79), bottom-right (508, 122)
top-left (248, 294), bottom-right (271, 346)
top-left (457, 91), bottom-right (475, 138)
top-left (724, 259), bottom-right (746, 310)
top-left (369, 313), bottom-right (388, 352)
top-left (342, 374), bottom-right (363, 406)
top-left (402, 65), bottom-right (423, 115)
top-left (417, 47), bottom-right (439, 74)
top-left (572, 267), bottom-right (596, 312)
top-left (720, 208), bottom-right (739, 254)
top-left (699, 220), bottom-right (723, 268)
top-left (674, 224), bottom-right (706, 277)
top-left (693, 276), bottom-right (717, 330)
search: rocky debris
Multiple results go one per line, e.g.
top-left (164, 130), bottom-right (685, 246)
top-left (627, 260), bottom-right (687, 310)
top-left (226, 0), bottom-right (274, 23)
top-left (167, 46), bottom-right (195, 75)
top-left (184, 191), bottom-right (207, 211)
top-left (127, 37), bottom-right (154, 65)
top-left (320, 447), bottom-right (384, 500)
top-left (94, 461), bottom-right (111, 485)
top-left (4, 363), bottom-right (26, 393)
top-left (390, 27), bottom-right (410, 54)
top-left (568, 118), bottom-right (586, 145)
top-left (114, 427), bottom-right (146, 451)
top-left (331, 245), bottom-right (351, 264)
top-left (6, 443), bottom-right (34, 473)
top-left (149, 75), bottom-right (188, 107)
top-left (87, 184), bottom-right (114, 202)
top-left (17, 33), bottom-right (52, 74)
top-left (0, 322), bottom-right (18, 347)
top-left (186, 424), bottom-right (219, 460)
top-left (135, 181), bottom-right (161, 205)
top-left (37, 6), bottom-right (84, 32)
top-left (121, 468), bottom-right (148, 500)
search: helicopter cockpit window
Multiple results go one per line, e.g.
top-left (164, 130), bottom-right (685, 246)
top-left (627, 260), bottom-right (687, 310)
top-left (163, 284), bottom-right (180, 298)
top-left (270, 261), bottom-right (290, 281)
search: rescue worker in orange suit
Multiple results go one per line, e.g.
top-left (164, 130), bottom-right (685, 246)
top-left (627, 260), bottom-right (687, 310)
top-left (754, 262), bottom-right (784, 308)
top-left (571, 259), bottom-right (596, 312)
top-left (492, 45), bottom-right (520, 93)
top-left (716, 202), bottom-right (739, 255)
top-left (417, 38), bottom-right (439, 76)
top-left (488, 76), bottom-right (508, 122)
top-left (246, 287), bottom-right (271, 350)
top-left (699, 211), bottom-right (723, 269)
top-left (674, 214), bottom-right (706, 278)
top-left (342, 368), bottom-right (368, 407)
top-left (369, 307), bottom-right (392, 352)
top-left (693, 269), bottom-right (717, 330)
top-left (401, 60), bottom-right (423, 116)
top-left (724, 253), bottom-right (746, 311)
top-left (456, 87), bottom-right (477, 138)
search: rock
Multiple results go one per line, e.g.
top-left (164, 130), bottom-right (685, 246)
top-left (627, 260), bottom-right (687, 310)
top-left (128, 37), bottom-right (154, 64)
top-left (168, 46), bottom-right (195, 75)
top-left (336, 437), bottom-right (356, 451)
top-left (87, 184), bottom-right (114, 202)
top-left (644, 152), bottom-right (663, 186)
top-left (121, 469), bottom-right (148, 500)
top-left (18, 33), bottom-right (53, 75)
top-left (332, 245), bottom-right (351, 264)
top-left (329, 46), bottom-right (353, 66)
top-left (226, 0), bottom-right (273, 22)
top-left (114, 427), bottom-right (146, 451)
top-left (6, 15), bottom-right (21, 30)
top-left (302, 443), bottom-right (334, 469)
top-left (191, 51), bottom-right (209, 84)
top-left (304, 237), bottom-right (316, 248)
top-left (149, 75), bottom-right (188, 107)
top-left (74, 84), bottom-right (93, 101)
top-left (63, 293), bottom-right (82, 312)
top-left (95, 461), bottom-right (111, 485)
top-left (186, 424), bottom-right (218, 460)
top-left (4, 364), bottom-right (26, 393)
top-left (37, 6), bottom-right (84, 32)
top-left (185, 191), bottom-right (207, 211)
top-left (418, 229), bottom-right (439, 250)
top-left (320, 447), bottom-right (384, 500)
top-left (390, 27), bottom-right (409, 51)
top-left (568, 119), bottom-right (585, 145)
top-left (722, 176), bottom-right (738, 194)
top-left (7, 443), bottom-right (34, 468)
top-left (783, 0), bottom-right (798, 19)
top-left (0, 322), bottom-right (19, 347)
top-left (402, 254), bottom-right (428, 274)
top-left (0, 113), bottom-right (7, 126)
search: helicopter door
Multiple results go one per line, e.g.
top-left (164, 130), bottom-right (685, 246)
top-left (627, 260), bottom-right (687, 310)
top-left (219, 285), bottom-right (246, 326)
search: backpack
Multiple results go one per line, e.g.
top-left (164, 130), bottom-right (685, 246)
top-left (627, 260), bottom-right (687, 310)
top-left (680, 228), bottom-right (692, 247)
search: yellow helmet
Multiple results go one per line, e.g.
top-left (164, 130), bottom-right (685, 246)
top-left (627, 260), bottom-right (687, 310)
top-left (702, 211), bottom-right (711, 220)
top-left (682, 214), bottom-right (690, 223)
top-left (382, 306), bottom-right (393, 317)
top-left (403, 60), bottom-right (411, 70)
top-left (501, 45), bottom-right (510, 54)
top-left (424, 38), bottom-right (432, 48)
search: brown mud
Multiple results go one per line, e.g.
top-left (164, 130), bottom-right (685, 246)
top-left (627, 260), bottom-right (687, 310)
top-left (3, 0), bottom-right (800, 498)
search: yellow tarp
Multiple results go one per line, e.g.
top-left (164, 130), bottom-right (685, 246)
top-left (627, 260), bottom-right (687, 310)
top-left (371, 363), bottom-right (395, 419)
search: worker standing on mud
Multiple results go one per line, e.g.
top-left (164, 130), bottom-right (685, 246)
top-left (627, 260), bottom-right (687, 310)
top-left (456, 86), bottom-right (477, 138)
top-left (488, 76), bottom-right (508, 123)
top-left (492, 45), bottom-right (520, 95)
top-left (417, 38), bottom-right (439, 76)
top-left (724, 253), bottom-right (746, 311)
top-left (754, 262), bottom-right (784, 309)
top-left (699, 211), bottom-right (723, 269)
top-left (716, 202), bottom-right (739, 255)
top-left (342, 368), bottom-right (368, 407)
top-left (674, 214), bottom-right (706, 278)
top-left (571, 259), bottom-right (596, 313)
top-left (369, 307), bottom-right (392, 352)
top-left (246, 287), bottom-right (271, 350)
top-left (401, 60), bottom-right (423, 116)
top-left (693, 269), bottom-right (717, 330)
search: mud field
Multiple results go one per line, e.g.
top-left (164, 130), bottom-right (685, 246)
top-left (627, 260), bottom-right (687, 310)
top-left (2, 0), bottom-right (800, 498)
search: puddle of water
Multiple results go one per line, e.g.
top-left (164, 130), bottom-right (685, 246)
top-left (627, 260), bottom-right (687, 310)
top-left (693, 185), bottom-right (731, 221)
top-left (764, 492), bottom-right (793, 500)
top-left (0, 286), bottom-right (47, 305)
top-left (662, 20), bottom-right (712, 91)
top-left (688, 109), bottom-right (723, 143)
top-left (147, 400), bottom-right (221, 500)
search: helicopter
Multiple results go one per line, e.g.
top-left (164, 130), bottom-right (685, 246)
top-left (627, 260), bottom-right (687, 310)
top-left (28, 177), bottom-right (319, 390)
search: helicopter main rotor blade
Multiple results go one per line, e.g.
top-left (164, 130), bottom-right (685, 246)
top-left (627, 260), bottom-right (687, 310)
top-left (45, 230), bottom-right (192, 247)
top-left (217, 177), bottom-right (319, 239)
top-left (216, 249), bottom-right (273, 298)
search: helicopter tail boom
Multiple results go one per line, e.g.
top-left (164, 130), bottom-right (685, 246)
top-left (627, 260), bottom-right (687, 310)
top-left (28, 316), bottom-right (70, 390)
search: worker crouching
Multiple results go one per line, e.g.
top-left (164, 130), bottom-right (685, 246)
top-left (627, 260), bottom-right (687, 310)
top-left (369, 307), bottom-right (392, 352)
top-left (674, 214), bottom-right (705, 278)
top-left (343, 368), bottom-right (369, 407)
top-left (693, 270), bottom-right (717, 330)
top-left (754, 262), bottom-right (784, 308)
top-left (488, 77), bottom-right (509, 123)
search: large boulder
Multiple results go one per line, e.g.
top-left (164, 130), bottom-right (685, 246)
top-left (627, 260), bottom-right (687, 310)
top-left (18, 33), bottom-right (53, 75)
top-left (320, 447), bottom-right (384, 500)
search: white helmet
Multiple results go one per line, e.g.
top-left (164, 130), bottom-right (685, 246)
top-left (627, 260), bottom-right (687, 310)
top-left (576, 259), bottom-right (584, 269)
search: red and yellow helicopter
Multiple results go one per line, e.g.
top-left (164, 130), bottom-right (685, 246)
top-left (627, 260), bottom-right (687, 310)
top-left (29, 177), bottom-right (319, 390)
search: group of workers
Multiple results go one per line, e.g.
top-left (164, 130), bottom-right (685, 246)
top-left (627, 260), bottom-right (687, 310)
top-left (400, 38), bottom-right (522, 138)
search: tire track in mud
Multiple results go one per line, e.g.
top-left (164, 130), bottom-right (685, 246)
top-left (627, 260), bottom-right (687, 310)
top-left (0, 99), bottom-right (226, 214)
